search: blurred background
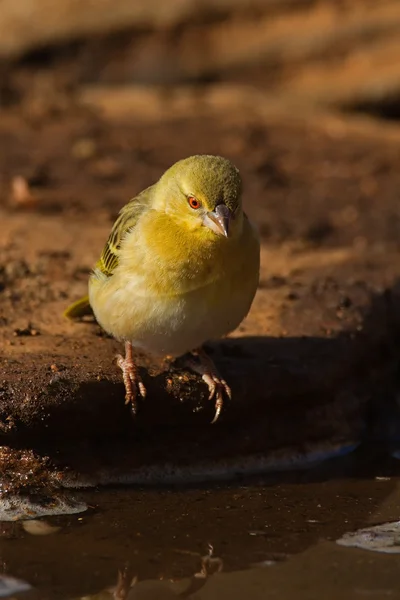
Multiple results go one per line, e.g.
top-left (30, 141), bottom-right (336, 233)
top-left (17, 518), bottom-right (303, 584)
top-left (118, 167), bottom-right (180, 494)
top-left (1, 0), bottom-right (400, 238)
top-left (1, 0), bottom-right (400, 120)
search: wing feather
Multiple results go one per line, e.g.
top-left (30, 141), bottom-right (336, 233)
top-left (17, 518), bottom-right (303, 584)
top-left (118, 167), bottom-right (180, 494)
top-left (95, 185), bottom-right (154, 278)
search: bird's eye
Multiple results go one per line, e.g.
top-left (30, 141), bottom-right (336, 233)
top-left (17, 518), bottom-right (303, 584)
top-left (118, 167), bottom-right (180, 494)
top-left (188, 196), bottom-right (201, 210)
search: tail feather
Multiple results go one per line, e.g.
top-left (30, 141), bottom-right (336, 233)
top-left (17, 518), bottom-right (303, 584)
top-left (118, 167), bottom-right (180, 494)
top-left (64, 295), bottom-right (93, 319)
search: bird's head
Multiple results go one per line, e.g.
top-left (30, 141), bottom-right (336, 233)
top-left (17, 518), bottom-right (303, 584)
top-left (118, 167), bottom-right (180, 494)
top-left (153, 155), bottom-right (243, 239)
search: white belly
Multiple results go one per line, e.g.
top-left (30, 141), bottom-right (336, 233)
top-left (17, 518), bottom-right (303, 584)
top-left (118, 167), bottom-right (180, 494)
top-left (90, 266), bottom-right (257, 357)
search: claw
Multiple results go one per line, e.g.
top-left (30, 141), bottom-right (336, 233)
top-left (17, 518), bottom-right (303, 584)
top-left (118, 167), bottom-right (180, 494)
top-left (211, 395), bottom-right (223, 424)
top-left (185, 348), bottom-right (231, 423)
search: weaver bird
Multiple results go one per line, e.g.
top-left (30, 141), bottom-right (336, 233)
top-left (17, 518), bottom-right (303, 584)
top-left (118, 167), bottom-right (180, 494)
top-left (65, 155), bottom-right (260, 422)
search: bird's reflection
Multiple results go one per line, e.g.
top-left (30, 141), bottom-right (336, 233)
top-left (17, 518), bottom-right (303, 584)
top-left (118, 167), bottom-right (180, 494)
top-left (79, 545), bottom-right (223, 600)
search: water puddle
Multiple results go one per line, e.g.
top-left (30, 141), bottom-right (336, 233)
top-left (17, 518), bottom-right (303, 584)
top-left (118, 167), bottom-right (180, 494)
top-left (1, 453), bottom-right (400, 599)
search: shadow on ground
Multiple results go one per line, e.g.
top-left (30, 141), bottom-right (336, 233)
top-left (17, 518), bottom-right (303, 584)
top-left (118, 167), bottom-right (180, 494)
top-left (1, 280), bottom-right (400, 497)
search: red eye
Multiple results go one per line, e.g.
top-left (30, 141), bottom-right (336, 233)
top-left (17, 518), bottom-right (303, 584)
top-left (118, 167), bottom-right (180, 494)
top-left (188, 196), bottom-right (201, 210)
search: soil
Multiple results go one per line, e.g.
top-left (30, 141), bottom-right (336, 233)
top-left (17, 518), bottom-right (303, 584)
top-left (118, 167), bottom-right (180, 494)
top-left (1, 71), bottom-right (400, 503)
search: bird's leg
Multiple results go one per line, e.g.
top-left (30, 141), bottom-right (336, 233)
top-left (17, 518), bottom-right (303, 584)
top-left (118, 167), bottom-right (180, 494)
top-left (112, 565), bottom-right (137, 600)
top-left (116, 341), bottom-right (146, 415)
top-left (185, 347), bottom-right (231, 423)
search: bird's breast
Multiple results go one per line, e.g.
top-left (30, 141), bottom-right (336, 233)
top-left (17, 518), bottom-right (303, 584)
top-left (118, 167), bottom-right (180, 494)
top-left (120, 213), bottom-right (232, 295)
top-left (89, 214), bottom-right (260, 356)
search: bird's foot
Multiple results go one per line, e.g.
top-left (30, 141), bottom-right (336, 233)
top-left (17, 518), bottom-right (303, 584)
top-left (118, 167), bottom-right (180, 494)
top-left (113, 565), bottom-right (137, 600)
top-left (117, 349), bottom-right (146, 415)
top-left (185, 348), bottom-right (231, 423)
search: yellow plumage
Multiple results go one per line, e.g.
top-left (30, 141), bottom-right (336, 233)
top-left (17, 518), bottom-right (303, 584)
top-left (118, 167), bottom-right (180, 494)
top-left (65, 155), bottom-right (260, 422)
top-left (63, 295), bottom-right (91, 319)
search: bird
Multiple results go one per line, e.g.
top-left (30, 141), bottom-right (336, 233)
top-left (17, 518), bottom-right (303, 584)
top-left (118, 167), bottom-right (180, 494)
top-left (64, 155), bottom-right (260, 423)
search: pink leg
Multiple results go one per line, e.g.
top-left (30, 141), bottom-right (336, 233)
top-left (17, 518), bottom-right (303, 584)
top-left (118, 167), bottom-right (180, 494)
top-left (116, 341), bottom-right (146, 415)
top-left (185, 348), bottom-right (231, 423)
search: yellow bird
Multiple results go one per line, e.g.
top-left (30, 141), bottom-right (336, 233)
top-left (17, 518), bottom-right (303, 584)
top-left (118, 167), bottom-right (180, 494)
top-left (65, 155), bottom-right (260, 422)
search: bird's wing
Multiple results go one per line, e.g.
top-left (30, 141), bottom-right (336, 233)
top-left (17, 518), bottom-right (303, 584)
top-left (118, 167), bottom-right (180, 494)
top-left (95, 185), bottom-right (154, 278)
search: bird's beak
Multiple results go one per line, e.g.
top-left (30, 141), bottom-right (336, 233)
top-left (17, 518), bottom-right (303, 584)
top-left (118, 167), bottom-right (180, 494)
top-left (202, 204), bottom-right (232, 238)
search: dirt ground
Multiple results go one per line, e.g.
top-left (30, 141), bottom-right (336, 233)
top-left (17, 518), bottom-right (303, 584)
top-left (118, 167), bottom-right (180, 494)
top-left (2, 67), bottom-right (400, 500)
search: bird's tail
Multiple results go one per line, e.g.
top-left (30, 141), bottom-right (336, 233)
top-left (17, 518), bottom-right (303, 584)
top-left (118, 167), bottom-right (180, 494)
top-left (64, 295), bottom-right (93, 319)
